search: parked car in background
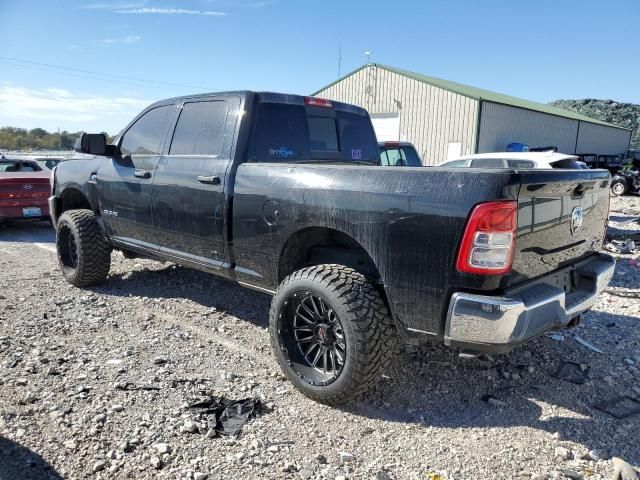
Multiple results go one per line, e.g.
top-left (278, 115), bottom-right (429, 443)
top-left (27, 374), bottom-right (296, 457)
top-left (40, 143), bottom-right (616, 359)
top-left (0, 159), bottom-right (51, 223)
top-left (379, 141), bottom-right (422, 166)
top-left (4, 155), bottom-right (65, 170)
top-left (595, 154), bottom-right (625, 175)
top-left (33, 157), bottom-right (65, 170)
top-left (438, 151), bottom-right (588, 169)
top-left (610, 158), bottom-right (640, 196)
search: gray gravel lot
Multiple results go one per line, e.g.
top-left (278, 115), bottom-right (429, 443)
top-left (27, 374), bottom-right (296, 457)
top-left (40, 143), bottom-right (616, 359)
top-left (1, 196), bottom-right (639, 480)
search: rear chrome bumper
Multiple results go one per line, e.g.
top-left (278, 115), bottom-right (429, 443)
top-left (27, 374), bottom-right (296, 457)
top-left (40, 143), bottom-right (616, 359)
top-left (444, 253), bottom-right (615, 352)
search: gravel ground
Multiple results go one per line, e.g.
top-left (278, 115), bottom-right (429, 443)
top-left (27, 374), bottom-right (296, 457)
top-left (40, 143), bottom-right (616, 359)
top-left (1, 196), bottom-right (639, 480)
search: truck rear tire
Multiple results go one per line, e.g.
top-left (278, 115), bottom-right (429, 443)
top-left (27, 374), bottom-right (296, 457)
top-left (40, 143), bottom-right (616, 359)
top-left (56, 209), bottom-right (111, 287)
top-left (269, 264), bottom-right (397, 405)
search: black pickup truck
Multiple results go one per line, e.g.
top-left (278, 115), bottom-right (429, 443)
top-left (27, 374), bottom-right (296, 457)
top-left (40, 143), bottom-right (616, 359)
top-left (49, 91), bottom-right (615, 404)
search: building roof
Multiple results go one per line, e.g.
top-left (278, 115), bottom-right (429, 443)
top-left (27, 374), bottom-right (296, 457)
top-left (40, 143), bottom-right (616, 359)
top-left (314, 63), bottom-right (629, 131)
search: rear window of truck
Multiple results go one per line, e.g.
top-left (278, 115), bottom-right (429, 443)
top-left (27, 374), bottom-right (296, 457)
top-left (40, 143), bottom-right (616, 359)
top-left (380, 146), bottom-right (422, 166)
top-left (250, 103), bottom-right (379, 163)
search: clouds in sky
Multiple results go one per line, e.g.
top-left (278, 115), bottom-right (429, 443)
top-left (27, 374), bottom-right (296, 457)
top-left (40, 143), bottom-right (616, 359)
top-left (0, 85), bottom-right (149, 133)
top-left (101, 35), bottom-right (142, 45)
top-left (115, 7), bottom-right (228, 15)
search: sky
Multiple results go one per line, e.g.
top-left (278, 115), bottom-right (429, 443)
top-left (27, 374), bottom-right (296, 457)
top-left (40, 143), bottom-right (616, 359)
top-left (1, 0), bottom-right (639, 134)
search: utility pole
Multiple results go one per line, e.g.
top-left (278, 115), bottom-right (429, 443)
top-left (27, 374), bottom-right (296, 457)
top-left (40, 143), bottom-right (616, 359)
top-left (58, 127), bottom-right (61, 150)
top-left (365, 50), bottom-right (371, 64)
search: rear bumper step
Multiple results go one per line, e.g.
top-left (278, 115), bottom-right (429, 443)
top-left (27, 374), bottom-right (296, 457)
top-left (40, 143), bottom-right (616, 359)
top-left (444, 253), bottom-right (615, 352)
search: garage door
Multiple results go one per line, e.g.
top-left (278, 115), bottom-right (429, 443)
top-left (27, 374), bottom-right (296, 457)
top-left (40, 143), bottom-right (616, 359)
top-left (370, 113), bottom-right (400, 142)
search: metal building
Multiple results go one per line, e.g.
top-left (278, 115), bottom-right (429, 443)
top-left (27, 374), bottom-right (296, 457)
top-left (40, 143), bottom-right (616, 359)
top-left (313, 64), bottom-right (632, 165)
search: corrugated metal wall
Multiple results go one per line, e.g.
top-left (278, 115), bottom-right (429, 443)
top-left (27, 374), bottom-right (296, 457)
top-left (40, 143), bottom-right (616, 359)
top-left (575, 121), bottom-right (631, 154)
top-left (478, 102), bottom-right (579, 154)
top-left (315, 65), bottom-right (478, 165)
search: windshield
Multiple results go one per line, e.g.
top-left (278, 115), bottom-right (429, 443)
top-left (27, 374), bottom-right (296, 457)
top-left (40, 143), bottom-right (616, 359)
top-left (250, 102), bottom-right (379, 164)
top-left (379, 146), bottom-right (422, 166)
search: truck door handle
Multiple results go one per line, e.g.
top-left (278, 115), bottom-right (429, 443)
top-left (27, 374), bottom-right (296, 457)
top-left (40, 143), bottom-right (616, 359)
top-left (134, 169), bottom-right (152, 179)
top-left (197, 175), bottom-right (221, 185)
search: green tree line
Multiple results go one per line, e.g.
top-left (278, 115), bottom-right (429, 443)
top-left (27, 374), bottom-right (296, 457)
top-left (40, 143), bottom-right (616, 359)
top-left (0, 127), bottom-right (114, 151)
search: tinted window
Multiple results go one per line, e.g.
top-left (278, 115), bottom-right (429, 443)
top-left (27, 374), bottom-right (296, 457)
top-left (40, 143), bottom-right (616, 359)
top-left (335, 111), bottom-right (378, 162)
top-left (120, 105), bottom-right (174, 156)
top-left (170, 101), bottom-right (228, 156)
top-left (308, 116), bottom-right (338, 151)
top-left (470, 158), bottom-right (506, 168)
top-left (507, 160), bottom-right (535, 168)
top-left (251, 103), bottom-right (309, 161)
top-left (250, 103), bottom-right (378, 163)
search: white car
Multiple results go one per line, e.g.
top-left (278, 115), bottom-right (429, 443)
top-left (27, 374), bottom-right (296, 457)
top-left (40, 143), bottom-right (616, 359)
top-left (438, 151), bottom-right (588, 169)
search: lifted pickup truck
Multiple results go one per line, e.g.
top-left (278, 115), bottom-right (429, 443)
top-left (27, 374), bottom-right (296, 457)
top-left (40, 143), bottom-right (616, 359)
top-left (49, 91), bottom-right (615, 404)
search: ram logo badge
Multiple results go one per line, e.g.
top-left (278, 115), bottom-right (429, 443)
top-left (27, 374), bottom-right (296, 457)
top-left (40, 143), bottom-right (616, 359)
top-left (570, 206), bottom-right (583, 235)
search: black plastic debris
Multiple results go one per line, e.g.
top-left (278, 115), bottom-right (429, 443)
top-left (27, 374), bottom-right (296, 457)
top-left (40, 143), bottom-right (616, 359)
top-left (554, 361), bottom-right (590, 384)
top-left (594, 396), bottom-right (640, 419)
top-left (115, 382), bottom-right (161, 391)
top-left (188, 396), bottom-right (262, 436)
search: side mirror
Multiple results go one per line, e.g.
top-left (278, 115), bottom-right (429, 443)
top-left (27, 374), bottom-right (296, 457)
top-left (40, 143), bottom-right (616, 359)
top-left (74, 133), bottom-right (108, 156)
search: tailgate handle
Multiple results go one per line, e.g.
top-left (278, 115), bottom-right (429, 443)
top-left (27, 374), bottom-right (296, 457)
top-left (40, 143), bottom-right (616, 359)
top-left (197, 175), bottom-right (221, 185)
top-left (134, 169), bottom-right (152, 179)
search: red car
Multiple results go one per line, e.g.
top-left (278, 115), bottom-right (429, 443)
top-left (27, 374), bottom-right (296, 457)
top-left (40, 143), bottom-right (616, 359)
top-left (0, 159), bottom-right (51, 223)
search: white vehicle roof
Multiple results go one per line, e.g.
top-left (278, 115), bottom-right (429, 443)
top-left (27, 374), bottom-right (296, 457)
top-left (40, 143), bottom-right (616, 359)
top-left (438, 151), bottom-right (579, 167)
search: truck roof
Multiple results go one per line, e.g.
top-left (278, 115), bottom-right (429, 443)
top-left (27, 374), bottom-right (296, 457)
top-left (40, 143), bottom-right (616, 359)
top-left (148, 91), bottom-right (368, 115)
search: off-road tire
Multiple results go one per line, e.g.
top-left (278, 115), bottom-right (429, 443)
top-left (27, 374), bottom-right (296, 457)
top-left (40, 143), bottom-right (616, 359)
top-left (269, 264), bottom-right (397, 405)
top-left (610, 179), bottom-right (627, 196)
top-left (56, 209), bottom-right (111, 287)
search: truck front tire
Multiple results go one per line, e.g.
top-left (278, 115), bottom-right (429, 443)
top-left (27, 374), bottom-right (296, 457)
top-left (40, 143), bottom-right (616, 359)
top-left (269, 264), bottom-right (397, 405)
top-left (56, 209), bottom-right (112, 287)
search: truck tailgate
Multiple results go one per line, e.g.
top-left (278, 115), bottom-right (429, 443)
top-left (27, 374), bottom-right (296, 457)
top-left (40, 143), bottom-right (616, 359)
top-left (508, 169), bottom-right (611, 286)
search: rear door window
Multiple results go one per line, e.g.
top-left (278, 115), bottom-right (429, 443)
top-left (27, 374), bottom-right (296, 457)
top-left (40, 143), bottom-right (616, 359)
top-left (169, 101), bottom-right (228, 156)
top-left (250, 102), bottom-right (378, 163)
top-left (120, 105), bottom-right (174, 156)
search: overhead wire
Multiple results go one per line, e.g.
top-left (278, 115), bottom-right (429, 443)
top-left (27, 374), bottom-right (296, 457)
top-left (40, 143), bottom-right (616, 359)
top-left (0, 56), bottom-right (214, 92)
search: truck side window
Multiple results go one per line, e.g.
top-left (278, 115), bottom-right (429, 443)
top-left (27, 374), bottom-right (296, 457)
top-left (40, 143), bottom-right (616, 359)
top-left (169, 101), bottom-right (228, 156)
top-left (120, 105), bottom-right (174, 156)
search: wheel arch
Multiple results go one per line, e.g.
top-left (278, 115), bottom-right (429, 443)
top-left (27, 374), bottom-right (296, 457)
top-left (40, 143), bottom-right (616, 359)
top-left (56, 187), bottom-right (96, 217)
top-left (277, 226), bottom-right (386, 288)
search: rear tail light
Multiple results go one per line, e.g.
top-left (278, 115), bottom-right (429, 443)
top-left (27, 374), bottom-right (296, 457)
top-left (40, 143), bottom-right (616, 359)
top-left (456, 200), bottom-right (518, 275)
top-left (384, 142), bottom-right (400, 147)
top-left (304, 97), bottom-right (333, 108)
